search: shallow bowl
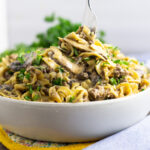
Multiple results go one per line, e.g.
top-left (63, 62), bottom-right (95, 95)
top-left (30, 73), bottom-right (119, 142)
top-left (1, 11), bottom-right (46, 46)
top-left (0, 88), bottom-right (149, 142)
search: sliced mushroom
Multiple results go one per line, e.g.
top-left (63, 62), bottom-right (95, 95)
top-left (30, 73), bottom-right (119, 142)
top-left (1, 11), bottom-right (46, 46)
top-left (77, 72), bottom-right (89, 80)
top-left (0, 84), bottom-right (13, 91)
top-left (10, 61), bottom-right (25, 71)
top-left (24, 52), bottom-right (37, 66)
top-left (42, 56), bottom-right (59, 71)
top-left (48, 46), bottom-right (84, 74)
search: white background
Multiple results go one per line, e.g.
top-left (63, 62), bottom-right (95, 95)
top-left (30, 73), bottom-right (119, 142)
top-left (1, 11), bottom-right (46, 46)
top-left (0, 0), bottom-right (8, 51)
top-left (2, 0), bottom-right (150, 53)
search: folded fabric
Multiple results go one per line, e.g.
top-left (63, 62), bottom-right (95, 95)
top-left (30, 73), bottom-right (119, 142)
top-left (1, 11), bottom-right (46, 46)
top-left (84, 115), bottom-right (150, 150)
top-left (0, 127), bottom-right (92, 150)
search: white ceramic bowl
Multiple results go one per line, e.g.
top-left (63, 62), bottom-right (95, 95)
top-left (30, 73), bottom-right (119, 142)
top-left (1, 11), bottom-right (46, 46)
top-left (0, 89), bottom-right (149, 143)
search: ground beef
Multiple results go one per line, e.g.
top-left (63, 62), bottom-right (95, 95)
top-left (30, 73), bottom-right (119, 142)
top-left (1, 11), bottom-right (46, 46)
top-left (114, 65), bottom-right (128, 78)
top-left (88, 85), bottom-right (117, 101)
top-left (88, 85), bottom-right (105, 101)
top-left (105, 89), bottom-right (116, 99)
top-left (77, 72), bottom-right (89, 80)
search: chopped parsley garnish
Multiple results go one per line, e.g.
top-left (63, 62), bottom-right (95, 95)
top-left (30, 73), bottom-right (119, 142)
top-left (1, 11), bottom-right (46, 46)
top-left (24, 96), bottom-right (31, 100)
top-left (113, 46), bottom-right (119, 51)
top-left (112, 53), bottom-right (116, 57)
top-left (102, 62), bottom-right (110, 67)
top-left (113, 60), bottom-right (129, 65)
top-left (109, 76), bottom-right (125, 85)
top-left (52, 78), bottom-right (65, 86)
top-left (20, 68), bottom-right (25, 74)
top-left (113, 60), bottom-right (120, 64)
top-left (107, 55), bottom-right (110, 58)
top-left (32, 55), bottom-right (42, 66)
top-left (69, 96), bottom-right (75, 102)
top-left (97, 78), bottom-right (102, 85)
top-left (17, 73), bottom-right (24, 81)
top-left (68, 57), bottom-right (75, 63)
top-left (37, 86), bottom-right (41, 91)
top-left (121, 61), bottom-right (129, 65)
top-left (141, 89), bottom-right (145, 91)
top-left (56, 66), bottom-right (64, 73)
top-left (74, 48), bottom-right (79, 56)
top-left (109, 78), bottom-right (118, 85)
top-left (140, 62), bottom-right (144, 65)
top-left (33, 94), bottom-right (40, 101)
top-left (25, 73), bottom-right (30, 80)
top-left (83, 57), bottom-right (91, 61)
top-left (108, 46), bottom-right (119, 51)
top-left (17, 55), bottom-right (25, 64)
top-left (27, 85), bottom-right (33, 94)
top-left (17, 69), bottom-right (25, 81)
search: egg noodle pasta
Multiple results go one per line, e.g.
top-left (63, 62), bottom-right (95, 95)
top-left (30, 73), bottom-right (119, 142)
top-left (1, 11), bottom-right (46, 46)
top-left (0, 26), bottom-right (149, 102)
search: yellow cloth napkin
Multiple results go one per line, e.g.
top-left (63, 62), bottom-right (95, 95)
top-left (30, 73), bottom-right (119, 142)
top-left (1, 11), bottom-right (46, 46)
top-left (0, 126), bottom-right (92, 150)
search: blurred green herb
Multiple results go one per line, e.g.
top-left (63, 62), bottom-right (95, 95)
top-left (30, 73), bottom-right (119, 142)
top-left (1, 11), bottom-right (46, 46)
top-left (44, 13), bottom-right (55, 22)
top-left (31, 15), bottom-right (81, 48)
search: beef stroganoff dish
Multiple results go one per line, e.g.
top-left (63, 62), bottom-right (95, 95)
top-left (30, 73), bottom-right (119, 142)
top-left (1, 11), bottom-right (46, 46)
top-left (0, 26), bottom-right (149, 102)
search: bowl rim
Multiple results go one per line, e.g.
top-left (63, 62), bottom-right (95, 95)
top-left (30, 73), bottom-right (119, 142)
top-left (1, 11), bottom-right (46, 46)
top-left (0, 87), bottom-right (149, 107)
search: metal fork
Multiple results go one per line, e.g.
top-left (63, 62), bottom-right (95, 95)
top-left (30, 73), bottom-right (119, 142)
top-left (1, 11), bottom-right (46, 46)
top-left (82, 0), bottom-right (97, 32)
